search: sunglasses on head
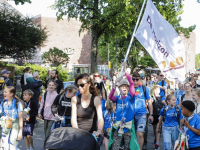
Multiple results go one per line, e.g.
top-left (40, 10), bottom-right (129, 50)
top-left (76, 83), bottom-right (87, 88)
top-left (94, 75), bottom-right (99, 77)
top-left (132, 78), bottom-right (139, 81)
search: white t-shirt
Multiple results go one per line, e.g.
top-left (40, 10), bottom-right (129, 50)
top-left (24, 73), bottom-right (33, 85)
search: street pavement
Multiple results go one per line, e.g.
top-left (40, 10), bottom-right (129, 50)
top-left (18, 117), bottom-right (164, 150)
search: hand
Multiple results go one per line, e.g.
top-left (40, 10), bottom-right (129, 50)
top-left (17, 131), bottom-right (22, 141)
top-left (122, 62), bottom-right (126, 68)
top-left (183, 119), bottom-right (190, 128)
top-left (148, 115), bottom-right (154, 123)
top-left (26, 116), bottom-right (30, 121)
top-left (38, 113), bottom-right (42, 119)
top-left (93, 131), bottom-right (100, 137)
top-left (55, 114), bottom-right (61, 121)
top-left (115, 77), bottom-right (122, 83)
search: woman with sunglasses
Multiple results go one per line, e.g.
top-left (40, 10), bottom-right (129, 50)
top-left (93, 72), bottom-right (107, 100)
top-left (71, 74), bottom-right (104, 137)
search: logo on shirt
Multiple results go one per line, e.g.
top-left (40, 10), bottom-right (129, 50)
top-left (62, 101), bottom-right (71, 107)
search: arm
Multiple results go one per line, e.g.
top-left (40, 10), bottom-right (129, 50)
top-left (38, 94), bottom-right (45, 113)
top-left (125, 72), bottom-right (135, 97)
top-left (33, 81), bottom-right (43, 89)
top-left (94, 96), bottom-right (104, 137)
top-left (156, 115), bottom-right (163, 133)
top-left (108, 89), bottom-right (117, 102)
top-left (71, 96), bottom-right (78, 128)
top-left (51, 95), bottom-right (60, 116)
top-left (184, 119), bottom-right (200, 135)
top-left (17, 111), bottom-right (23, 141)
top-left (29, 101), bottom-right (38, 118)
top-left (148, 98), bottom-right (154, 122)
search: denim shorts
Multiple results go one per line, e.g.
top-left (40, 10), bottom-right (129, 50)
top-left (23, 124), bottom-right (34, 136)
top-left (134, 114), bottom-right (147, 132)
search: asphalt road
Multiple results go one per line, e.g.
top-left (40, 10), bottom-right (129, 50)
top-left (17, 117), bottom-right (164, 150)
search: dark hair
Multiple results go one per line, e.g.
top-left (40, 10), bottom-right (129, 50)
top-left (75, 73), bottom-right (98, 96)
top-left (165, 94), bottom-right (175, 104)
top-left (132, 72), bottom-right (140, 78)
top-left (25, 67), bottom-right (30, 72)
top-left (60, 85), bottom-right (78, 95)
top-left (182, 100), bottom-right (196, 112)
top-left (157, 71), bottom-right (161, 76)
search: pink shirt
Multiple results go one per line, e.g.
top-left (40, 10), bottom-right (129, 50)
top-left (38, 91), bottom-right (58, 120)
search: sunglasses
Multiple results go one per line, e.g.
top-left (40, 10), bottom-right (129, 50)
top-left (94, 75), bottom-right (99, 77)
top-left (76, 83), bottom-right (87, 88)
top-left (132, 78), bottom-right (139, 81)
top-left (160, 75), bottom-right (164, 77)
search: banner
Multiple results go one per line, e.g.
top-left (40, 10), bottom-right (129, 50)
top-left (135, 0), bottom-right (185, 81)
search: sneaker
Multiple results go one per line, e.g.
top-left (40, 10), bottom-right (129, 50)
top-left (30, 147), bottom-right (34, 150)
top-left (155, 144), bottom-right (160, 150)
top-left (143, 144), bottom-right (147, 150)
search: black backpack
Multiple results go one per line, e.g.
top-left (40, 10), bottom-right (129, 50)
top-left (152, 97), bottom-right (163, 115)
top-left (163, 105), bottom-right (180, 126)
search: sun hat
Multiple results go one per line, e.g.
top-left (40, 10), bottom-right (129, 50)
top-left (118, 79), bottom-right (129, 87)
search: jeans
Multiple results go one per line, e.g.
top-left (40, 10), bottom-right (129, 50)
top-left (134, 114), bottom-right (147, 132)
top-left (162, 125), bottom-right (179, 150)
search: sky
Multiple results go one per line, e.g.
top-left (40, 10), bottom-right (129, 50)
top-left (7, 0), bottom-right (200, 54)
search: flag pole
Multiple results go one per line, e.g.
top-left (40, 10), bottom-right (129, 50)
top-left (119, 0), bottom-right (147, 77)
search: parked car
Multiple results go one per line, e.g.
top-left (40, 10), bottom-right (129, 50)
top-left (63, 81), bottom-right (75, 89)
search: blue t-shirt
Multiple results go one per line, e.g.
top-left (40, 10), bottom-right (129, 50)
top-left (134, 86), bottom-right (151, 116)
top-left (101, 99), bottom-right (106, 112)
top-left (0, 98), bottom-right (23, 119)
top-left (185, 114), bottom-right (200, 148)
top-left (103, 110), bottom-right (116, 132)
top-left (158, 80), bottom-right (166, 97)
top-left (160, 106), bottom-right (183, 127)
top-left (114, 92), bottom-right (135, 132)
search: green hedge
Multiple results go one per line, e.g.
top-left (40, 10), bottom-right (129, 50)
top-left (3, 63), bottom-right (70, 83)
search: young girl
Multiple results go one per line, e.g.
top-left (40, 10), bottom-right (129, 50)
top-left (181, 100), bottom-right (200, 150)
top-left (0, 86), bottom-right (23, 150)
top-left (103, 100), bottom-right (116, 150)
top-left (179, 82), bottom-right (193, 107)
top-left (192, 88), bottom-right (200, 116)
top-left (38, 80), bottom-right (58, 139)
top-left (51, 85), bottom-right (78, 128)
top-left (157, 94), bottom-right (183, 150)
top-left (108, 62), bottom-right (139, 150)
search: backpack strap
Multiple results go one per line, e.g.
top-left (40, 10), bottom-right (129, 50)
top-left (59, 94), bottom-right (64, 105)
top-left (43, 92), bottom-right (47, 109)
top-left (163, 106), bottom-right (167, 122)
top-left (181, 94), bottom-right (185, 102)
top-left (175, 106), bottom-right (180, 126)
top-left (142, 85), bottom-right (147, 100)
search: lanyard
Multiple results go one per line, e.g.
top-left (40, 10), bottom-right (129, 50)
top-left (185, 113), bottom-right (194, 122)
top-left (5, 99), bottom-right (15, 119)
top-left (108, 112), bottom-right (114, 128)
top-left (25, 101), bottom-right (31, 108)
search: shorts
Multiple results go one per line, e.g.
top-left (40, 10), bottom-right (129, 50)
top-left (104, 132), bottom-right (109, 139)
top-left (152, 115), bottom-right (160, 125)
top-left (23, 124), bottom-right (34, 136)
top-left (134, 114), bottom-right (146, 132)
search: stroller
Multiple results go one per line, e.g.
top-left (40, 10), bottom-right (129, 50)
top-left (44, 127), bottom-right (101, 150)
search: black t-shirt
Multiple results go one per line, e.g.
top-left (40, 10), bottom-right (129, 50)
top-left (24, 100), bottom-right (38, 124)
top-left (51, 94), bottom-right (72, 118)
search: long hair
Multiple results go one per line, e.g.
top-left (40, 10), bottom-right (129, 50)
top-left (75, 73), bottom-right (98, 96)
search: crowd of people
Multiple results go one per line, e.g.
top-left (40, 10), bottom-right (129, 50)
top-left (0, 65), bottom-right (200, 150)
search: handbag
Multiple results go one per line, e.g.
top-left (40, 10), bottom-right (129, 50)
top-left (40, 92), bottom-right (47, 120)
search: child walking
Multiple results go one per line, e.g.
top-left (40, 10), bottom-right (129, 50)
top-left (192, 88), bottom-right (200, 116)
top-left (23, 89), bottom-right (38, 150)
top-left (0, 86), bottom-right (23, 150)
top-left (181, 100), bottom-right (200, 150)
top-left (157, 94), bottom-right (183, 150)
top-left (103, 100), bottom-right (116, 150)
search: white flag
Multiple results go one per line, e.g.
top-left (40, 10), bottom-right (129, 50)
top-left (135, 0), bottom-right (185, 81)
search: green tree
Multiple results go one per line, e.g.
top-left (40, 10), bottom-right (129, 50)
top-left (195, 53), bottom-right (200, 70)
top-left (0, 10), bottom-right (48, 61)
top-left (42, 47), bottom-right (70, 67)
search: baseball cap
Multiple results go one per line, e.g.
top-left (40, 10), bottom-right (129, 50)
top-left (118, 79), bottom-right (129, 87)
top-left (1, 69), bottom-right (11, 75)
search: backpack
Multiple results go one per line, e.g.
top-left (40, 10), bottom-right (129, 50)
top-left (181, 94), bottom-right (185, 102)
top-left (152, 97), bottom-right (163, 115)
top-left (163, 105), bottom-right (180, 126)
top-left (0, 77), bottom-right (9, 96)
top-left (142, 85), bottom-right (147, 100)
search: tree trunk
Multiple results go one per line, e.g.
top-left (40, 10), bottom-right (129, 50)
top-left (91, 0), bottom-right (99, 74)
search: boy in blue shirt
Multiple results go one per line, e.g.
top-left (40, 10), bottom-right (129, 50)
top-left (156, 71), bottom-right (167, 100)
top-left (181, 100), bottom-right (200, 150)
